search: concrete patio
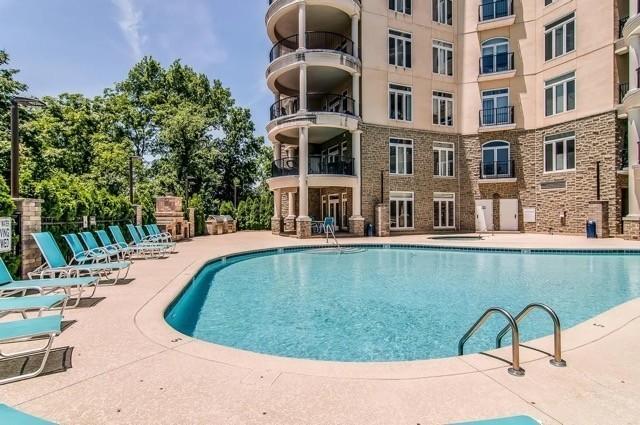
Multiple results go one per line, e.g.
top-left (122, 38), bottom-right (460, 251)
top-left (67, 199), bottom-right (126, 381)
top-left (1, 232), bottom-right (639, 424)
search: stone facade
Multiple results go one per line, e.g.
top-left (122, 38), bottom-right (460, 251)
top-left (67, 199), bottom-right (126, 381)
top-left (296, 217), bottom-right (312, 238)
top-left (360, 111), bottom-right (623, 236)
top-left (13, 198), bottom-right (42, 278)
top-left (155, 196), bottom-right (187, 241)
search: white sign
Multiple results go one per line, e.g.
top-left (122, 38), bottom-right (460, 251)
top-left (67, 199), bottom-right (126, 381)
top-left (523, 208), bottom-right (536, 223)
top-left (0, 217), bottom-right (11, 253)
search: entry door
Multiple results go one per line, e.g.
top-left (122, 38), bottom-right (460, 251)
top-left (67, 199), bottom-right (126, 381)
top-left (499, 199), bottom-right (518, 231)
top-left (328, 195), bottom-right (340, 230)
top-left (475, 200), bottom-right (493, 231)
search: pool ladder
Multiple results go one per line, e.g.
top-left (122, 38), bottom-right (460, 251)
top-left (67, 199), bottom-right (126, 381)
top-left (458, 303), bottom-right (567, 376)
top-left (325, 222), bottom-right (341, 250)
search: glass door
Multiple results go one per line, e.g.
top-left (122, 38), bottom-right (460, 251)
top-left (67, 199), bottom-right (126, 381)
top-left (481, 89), bottom-right (509, 126)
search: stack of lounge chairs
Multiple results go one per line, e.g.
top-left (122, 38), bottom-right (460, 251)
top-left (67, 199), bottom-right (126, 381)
top-left (0, 224), bottom-right (175, 389)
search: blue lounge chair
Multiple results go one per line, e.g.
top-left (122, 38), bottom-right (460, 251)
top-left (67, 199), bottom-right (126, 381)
top-left (109, 225), bottom-right (164, 258)
top-left (95, 229), bottom-right (135, 259)
top-left (0, 258), bottom-right (97, 309)
top-left (0, 404), bottom-right (57, 424)
top-left (63, 233), bottom-right (111, 264)
top-left (80, 231), bottom-right (125, 261)
top-left (32, 232), bottom-right (130, 285)
top-left (148, 224), bottom-right (173, 242)
top-left (0, 314), bottom-right (62, 384)
top-left (0, 294), bottom-right (68, 318)
top-left (134, 225), bottom-right (175, 251)
top-left (126, 224), bottom-right (173, 254)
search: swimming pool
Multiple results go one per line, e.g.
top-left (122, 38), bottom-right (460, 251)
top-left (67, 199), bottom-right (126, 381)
top-left (165, 246), bottom-right (640, 362)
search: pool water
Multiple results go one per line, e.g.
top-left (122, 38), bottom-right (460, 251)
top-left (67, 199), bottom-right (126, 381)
top-left (165, 247), bottom-right (640, 362)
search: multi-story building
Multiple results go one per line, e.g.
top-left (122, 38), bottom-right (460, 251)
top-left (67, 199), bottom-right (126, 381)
top-left (266, 0), bottom-right (635, 239)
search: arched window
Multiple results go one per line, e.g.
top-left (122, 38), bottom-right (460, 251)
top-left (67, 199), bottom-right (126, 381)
top-left (481, 141), bottom-right (511, 178)
top-left (480, 38), bottom-right (511, 74)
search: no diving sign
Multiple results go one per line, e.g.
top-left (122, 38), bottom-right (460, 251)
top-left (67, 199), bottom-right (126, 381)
top-left (0, 218), bottom-right (11, 253)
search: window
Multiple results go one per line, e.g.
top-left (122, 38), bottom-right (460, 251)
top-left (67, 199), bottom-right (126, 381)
top-left (433, 40), bottom-right (453, 76)
top-left (433, 91), bottom-right (453, 126)
top-left (390, 192), bottom-right (414, 230)
top-left (390, 138), bottom-right (413, 175)
top-left (545, 0), bottom-right (555, 6)
top-left (389, 0), bottom-right (411, 14)
top-left (480, 0), bottom-right (512, 21)
top-left (389, 29), bottom-right (412, 68)
top-left (480, 38), bottom-right (511, 74)
top-left (389, 84), bottom-right (413, 121)
top-left (544, 133), bottom-right (575, 172)
top-left (545, 72), bottom-right (575, 116)
top-left (545, 13), bottom-right (575, 61)
top-left (481, 140), bottom-right (511, 177)
top-left (481, 88), bottom-right (511, 126)
top-left (433, 142), bottom-right (454, 177)
top-left (432, 0), bottom-right (452, 25)
top-left (433, 193), bottom-right (455, 229)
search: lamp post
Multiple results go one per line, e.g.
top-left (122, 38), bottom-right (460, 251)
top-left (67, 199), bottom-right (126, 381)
top-left (10, 96), bottom-right (45, 198)
top-left (128, 155), bottom-right (142, 204)
top-left (184, 175), bottom-right (195, 209)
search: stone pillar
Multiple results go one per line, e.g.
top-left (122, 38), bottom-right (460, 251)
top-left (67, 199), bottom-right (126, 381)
top-left (375, 203), bottom-right (390, 237)
top-left (352, 73), bottom-right (361, 116)
top-left (272, 189), bottom-right (283, 234)
top-left (188, 207), bottom-right (195, 237)
top-left (296, 216), bottom-right (312, 238)
top-left (587, 201), bottom-right (609, 238)
top-left (134, 204), bottom-right (143, 225)
top-left (349, 130), bottom-right (364, 236)
top-left (298, 2), bottom-right (306, 50)
top-left (12, 198), bottom-right (42, 278)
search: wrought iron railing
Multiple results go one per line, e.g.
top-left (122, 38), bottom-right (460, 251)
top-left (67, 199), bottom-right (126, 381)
top-left (480, 160), bottom-right (516, 179)
top-left (269, 31), bottom-right (355, 62)
top-left (619, 82), bottom-right (630, 104)
top-left (270, 93), bottom-right (356, 120)
top-left (479, 52), bottom-right (514, 74)
top-left (479, 106), bottom-right (514, 127)
top-left (619, 16), bottom-right (629, 39)
top-left (479, 0), bottom-right (513, 22)
top-left (271, 156), bottom-right (355, 177)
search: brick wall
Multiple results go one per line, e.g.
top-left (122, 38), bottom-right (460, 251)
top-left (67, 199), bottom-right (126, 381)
top-left (361, 111), bottom-right (623, 236)
top-left (13, 198), bottom-right (43, 278)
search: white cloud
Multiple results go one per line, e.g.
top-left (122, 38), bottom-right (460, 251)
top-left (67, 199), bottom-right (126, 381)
top-left (111, 0), bottom-right (145, 60)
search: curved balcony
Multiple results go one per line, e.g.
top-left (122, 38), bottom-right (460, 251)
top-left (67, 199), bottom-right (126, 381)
top-left (623, 68), bottom-right (640, 112)
top-left (266, 32), bottom-right (360, 94)
top-left (268, 156), bottom-right (357, 190)
top-left (267, 93), bottom-right (359, 143)
top-left (623, 13), bottom-right (640, 41)
top-left (266, 0), bottom-right (361, 43)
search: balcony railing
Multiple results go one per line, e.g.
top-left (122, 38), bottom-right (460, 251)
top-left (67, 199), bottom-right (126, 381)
top-left (480, 160), bottom-right (516, 179)
top-left (619, 16), bottom-right (629, 39)
top-left (269, 31), bottom-right (355, 62)
top-left (479, 106), bottom-right (514, 127)
top-left (479, 52), bottom-right (514, 74)
top-left (619, 82), bottom-right (630, 103)
top-left (271, 156), bottom-right (355, 177)
top-left (270, 93), bottom-right (356, 120)
top-left (479, 0), bottom-right (513, 22)
top-left (269, 0), bottom-right (360, 4)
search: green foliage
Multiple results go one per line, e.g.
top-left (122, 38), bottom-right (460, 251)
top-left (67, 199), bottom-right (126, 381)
top-left (235, 190), bottom-right (273, 230)
top-left (218, 201), bottom-right (235, 216)
top-left (189, 193), bottom-right (206, 236)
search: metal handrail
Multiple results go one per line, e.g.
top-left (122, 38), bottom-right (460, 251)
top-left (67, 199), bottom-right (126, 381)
top-left (270, 93), bottom-right (356, 120)
top-left (479, 52), bottom-right (514, 74)
top-left (269, 31), bottom-right (356, 62)
top-left (495, 303), bottom-right (567, 367)
top-left (479, 106), bottom-right (514, 127)
top-left (458, 307), bottom-right (525, 376)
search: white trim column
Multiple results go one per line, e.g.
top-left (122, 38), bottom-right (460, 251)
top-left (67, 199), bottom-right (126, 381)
top-left (630, 36), bottom-right (640, 90)
top-left (299, 63), bottom-right (307, 112)
top-left (628, 108), bottom-right (640, 217)
top-left (298, 2), bottom-right (306, 50)
top-left (298, 127), bottom-right (309, 218)
top-left (350, 129), bottom-right (362, 218)
top-left (351, 14), bottom-right (359, 56)
top-left (352, 73), bottom-right (360, 116)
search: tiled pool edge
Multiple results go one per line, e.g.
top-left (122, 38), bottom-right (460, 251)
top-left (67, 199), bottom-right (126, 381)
top-left (135, 243), bottom-right (640, 381)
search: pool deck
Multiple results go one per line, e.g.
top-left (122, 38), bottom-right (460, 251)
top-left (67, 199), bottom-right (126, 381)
top-left (2, 232), bottom-right (640, 424)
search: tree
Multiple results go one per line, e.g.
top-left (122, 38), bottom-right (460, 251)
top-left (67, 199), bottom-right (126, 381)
top-left (0, 50), bottom-right (28, 183)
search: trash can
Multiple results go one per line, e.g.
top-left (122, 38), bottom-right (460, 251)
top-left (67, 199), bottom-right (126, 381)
top-left (366, 223), bottom-right (374, 237)
top-left (586, 220), bottom-right (597, 238)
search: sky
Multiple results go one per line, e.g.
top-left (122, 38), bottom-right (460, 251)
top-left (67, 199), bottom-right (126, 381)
top-left (0, 0), bottom-right (273, 138)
